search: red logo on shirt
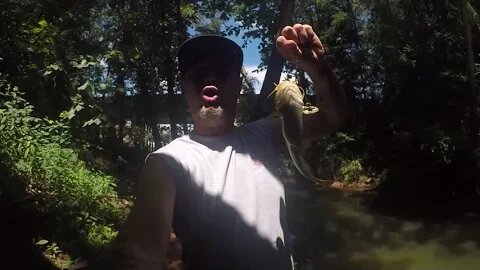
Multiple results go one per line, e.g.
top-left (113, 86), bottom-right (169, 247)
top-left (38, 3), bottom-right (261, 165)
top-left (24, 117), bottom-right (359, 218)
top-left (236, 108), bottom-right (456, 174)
top-left (253, 159), bottom-right (264, 170)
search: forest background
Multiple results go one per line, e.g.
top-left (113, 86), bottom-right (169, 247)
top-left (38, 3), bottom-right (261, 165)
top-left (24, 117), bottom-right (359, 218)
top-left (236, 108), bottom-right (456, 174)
top-left (0, 0), bottom-right (479, 269)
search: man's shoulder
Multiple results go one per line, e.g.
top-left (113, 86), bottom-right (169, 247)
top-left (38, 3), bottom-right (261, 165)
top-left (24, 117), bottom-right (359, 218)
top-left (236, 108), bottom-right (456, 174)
top-left (151, 135), bottom-right (194, 155)
top-left (244, 116), bottom-right (281, 128)
top-left (146, 136), bottom-right (195, 178)
top-left (240, 117), bottom-right (282, 145)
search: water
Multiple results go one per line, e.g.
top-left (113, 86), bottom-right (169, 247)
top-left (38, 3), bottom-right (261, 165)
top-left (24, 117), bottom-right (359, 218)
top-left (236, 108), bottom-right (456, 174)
top-left (288, 185), bottom-right (480, 270)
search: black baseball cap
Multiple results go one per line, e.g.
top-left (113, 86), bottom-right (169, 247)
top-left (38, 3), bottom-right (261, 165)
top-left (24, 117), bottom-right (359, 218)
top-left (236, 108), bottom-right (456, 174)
top-left (178, 35), bottom-right (243, 77)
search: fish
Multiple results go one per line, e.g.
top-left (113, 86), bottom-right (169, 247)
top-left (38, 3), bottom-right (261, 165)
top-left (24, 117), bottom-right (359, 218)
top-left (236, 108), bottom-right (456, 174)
top-left (272, 80), bottom-right (330, 185)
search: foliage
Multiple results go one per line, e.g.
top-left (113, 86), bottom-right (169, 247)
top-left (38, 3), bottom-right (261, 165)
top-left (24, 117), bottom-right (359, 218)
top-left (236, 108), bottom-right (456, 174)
top-left (86, 223), bottom-right (119, 248)
top-left (338, 159), bottom-right (364, 183)
top-left (36, 240), bottom-right (73, 269)
top-left (309, 132), bottom-right (357, 179)
top-left (0, 85), bottom-right (112, 210)
top-left (1, 0), bottom-right (480, 268)
top-left (0, 81), bottom-right (128, 265)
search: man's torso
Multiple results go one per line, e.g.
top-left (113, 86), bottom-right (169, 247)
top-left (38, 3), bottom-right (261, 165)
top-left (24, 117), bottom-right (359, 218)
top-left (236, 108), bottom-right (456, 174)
top-left (150, 118), bottom-right (293, 270)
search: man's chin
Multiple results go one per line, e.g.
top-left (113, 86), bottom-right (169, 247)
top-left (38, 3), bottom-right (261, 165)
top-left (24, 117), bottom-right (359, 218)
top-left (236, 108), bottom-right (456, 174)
top-left (197, 106), bottom-right (224, 122)
top-left (192, 106), bottom-right (236, 132)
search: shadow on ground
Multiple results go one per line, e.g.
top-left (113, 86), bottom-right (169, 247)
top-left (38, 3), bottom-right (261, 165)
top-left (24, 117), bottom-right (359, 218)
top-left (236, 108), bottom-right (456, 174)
top-left (287, 174), bottom-right (480, 270)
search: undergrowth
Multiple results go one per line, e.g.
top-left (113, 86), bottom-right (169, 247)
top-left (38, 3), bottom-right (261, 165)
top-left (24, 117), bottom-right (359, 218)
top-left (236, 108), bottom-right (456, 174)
top-left (0, 80), bottom-right (130, 267)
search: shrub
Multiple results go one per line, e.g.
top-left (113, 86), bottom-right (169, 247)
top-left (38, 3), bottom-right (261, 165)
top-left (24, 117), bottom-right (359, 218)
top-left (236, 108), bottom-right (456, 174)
top-left (339, 159), bottom-right (364, 183)
top-left (0, 81), bottom-right (128, 263)
top-left (0, 83), bottom-right (116, 211)
top-left (308, 132), bottom-right (358, 180)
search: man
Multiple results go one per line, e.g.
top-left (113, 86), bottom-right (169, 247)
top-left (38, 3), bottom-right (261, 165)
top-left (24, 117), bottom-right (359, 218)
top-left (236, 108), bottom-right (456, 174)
top-left (112, 24), bottom-right (347, 270)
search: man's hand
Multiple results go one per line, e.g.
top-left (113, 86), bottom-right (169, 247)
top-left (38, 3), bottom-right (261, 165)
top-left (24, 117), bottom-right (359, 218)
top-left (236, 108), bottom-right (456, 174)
top-left (276, 24), bottom-right (326, 75)
top-left (276, 24), bottom-right (349, 140)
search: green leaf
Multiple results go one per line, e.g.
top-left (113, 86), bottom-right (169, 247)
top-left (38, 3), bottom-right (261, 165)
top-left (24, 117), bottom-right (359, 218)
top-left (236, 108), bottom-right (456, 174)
top-left (77, 82), bottom-right (89, 91)
top-left (65, 110), bottom-right (75, 120)
top-left (24, 146), bottom-right (30, 158)
top-left (82, 117), bottom-right (102, 127)
top-left (99, 83), bottom-right (107, 91)
top-left (74, 59), bottom-right (96, 69)
top-left (38, 19), bottom-right (48, 28)
top-left (73, 104), bottom-right (84, 112)
top-left (36, 239), bottom-right (49, 245)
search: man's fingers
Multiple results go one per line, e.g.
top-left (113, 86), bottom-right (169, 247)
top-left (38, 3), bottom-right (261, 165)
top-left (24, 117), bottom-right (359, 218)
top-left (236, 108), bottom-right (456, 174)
top-left (304, 25), bottom-right (316, 42)
top-left (313, 46), bottom-right (324, 59)
top-left (276, 35), bottom-right (301, 60)
top-left (311, 37), bottom-right (324, 57)
top-left (278, 23), bottom-right (326, 68)
top-left (280, 26), bottom-right (299, 44)
top-left (304, 25), bottom-right (325, 56)
top-left (293, 24), bottom-right (308, 44)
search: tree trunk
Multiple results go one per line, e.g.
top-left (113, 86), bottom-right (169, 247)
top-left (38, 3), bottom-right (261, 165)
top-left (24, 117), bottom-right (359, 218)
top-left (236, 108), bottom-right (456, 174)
top-left (137, 68), bottom-right (162, 150)
top-left (165, 0), bottom-right (188, 140)
top-left (460, 0), bottom-right (478, 147)
top-left (250, 0), bottom-right (295, 121)
top-left (114, 72), bottom-right (126, 147)
top-left (166, 58), bottom-right (179, 141)
top-left (149, 118), bottom-right (162, 150)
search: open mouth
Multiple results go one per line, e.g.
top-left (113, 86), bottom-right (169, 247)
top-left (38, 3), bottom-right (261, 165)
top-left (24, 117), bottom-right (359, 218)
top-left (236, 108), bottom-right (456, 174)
top-left (201, 86), bottom-right (219, 105)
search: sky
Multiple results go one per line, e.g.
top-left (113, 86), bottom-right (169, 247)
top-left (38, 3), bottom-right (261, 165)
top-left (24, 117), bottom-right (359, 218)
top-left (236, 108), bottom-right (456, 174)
top-left (226, 35), bottom-right (267, 93)
top-left (227, 33), bottom-right (290, 93)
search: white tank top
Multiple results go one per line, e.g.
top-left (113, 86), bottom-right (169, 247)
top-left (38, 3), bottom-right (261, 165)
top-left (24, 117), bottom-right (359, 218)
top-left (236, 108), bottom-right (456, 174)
top-left (150, 118), bottom-right (293, 270)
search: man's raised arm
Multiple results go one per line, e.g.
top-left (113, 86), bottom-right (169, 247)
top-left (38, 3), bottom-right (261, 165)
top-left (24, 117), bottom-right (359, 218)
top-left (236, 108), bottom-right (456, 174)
top-left (276, 24), bottom-right (349, 141)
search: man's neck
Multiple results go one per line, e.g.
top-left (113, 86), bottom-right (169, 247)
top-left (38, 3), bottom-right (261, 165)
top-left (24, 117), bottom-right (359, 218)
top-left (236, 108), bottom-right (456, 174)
top-left (193, 124), bottom-right (234, 136)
